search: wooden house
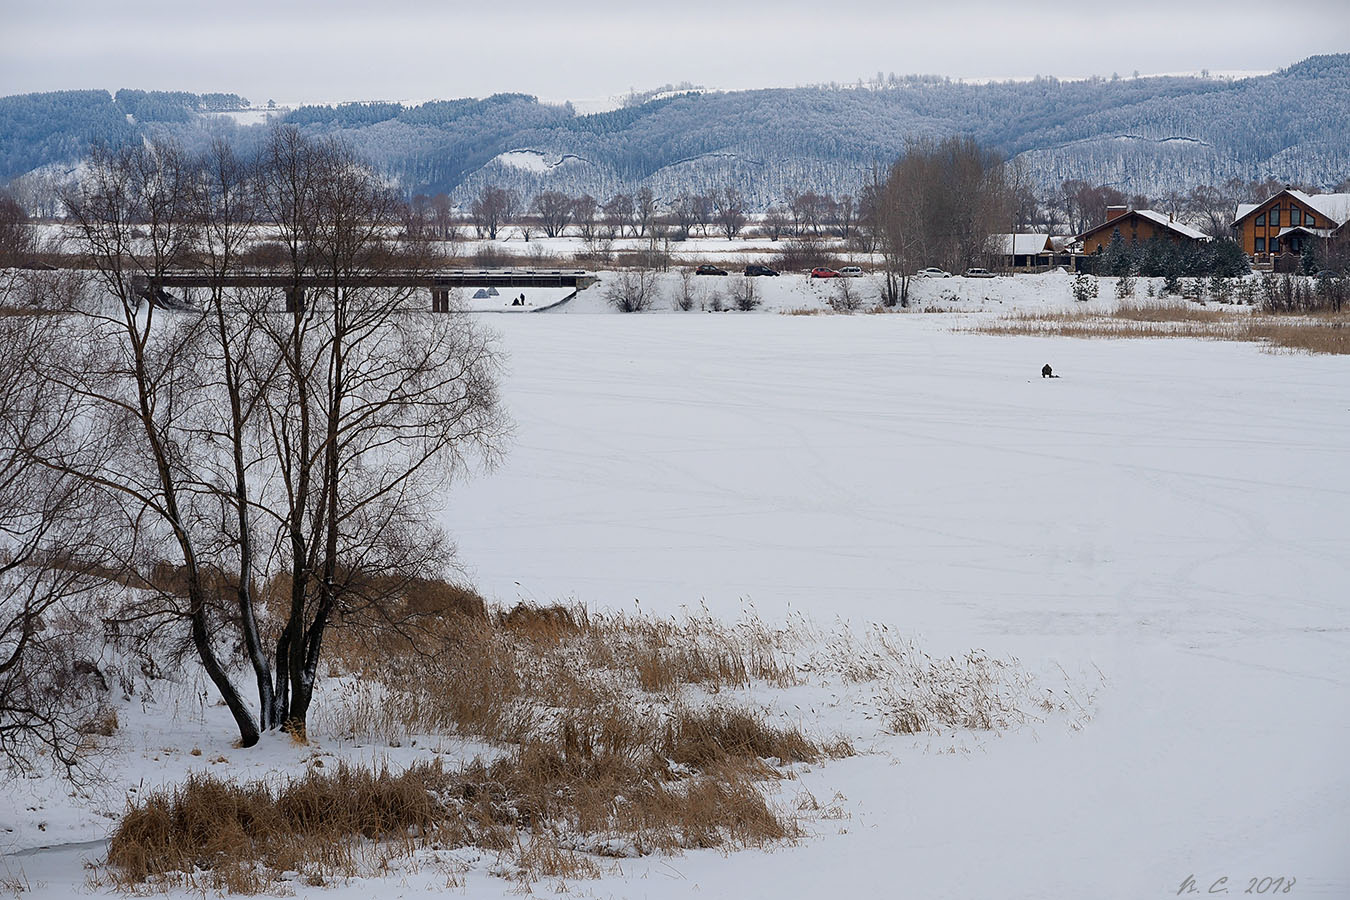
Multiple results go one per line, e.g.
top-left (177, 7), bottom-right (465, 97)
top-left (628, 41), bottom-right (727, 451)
top-left (991, 233), bottom-right (1055, 270)
top-left (1076, 206), bottom-right (1209, 255)
top-left (1231, 189), bottom-right (1350, 266)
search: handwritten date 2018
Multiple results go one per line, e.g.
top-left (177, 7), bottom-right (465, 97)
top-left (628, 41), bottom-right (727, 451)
top-left (1177, 874), bottom-right (1296, 895)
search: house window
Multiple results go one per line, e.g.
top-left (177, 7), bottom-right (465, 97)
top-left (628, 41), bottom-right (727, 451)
top-left (1291, 208), bottom-right (1302, 226)
top-left (1255, 213), bottom-right (1265, 226)
top-left (1256, 237), bottom-right (1265, 252)
top-left (1270, 208), bottom-right (1281, 227)
top-left (1306, 214), bottom-right (1316, 228)
top-left (1271, 238), bottom-right (1281, 253)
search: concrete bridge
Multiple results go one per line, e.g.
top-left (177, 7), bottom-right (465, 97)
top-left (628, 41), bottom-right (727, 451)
top-left (131, 269), bottom-right (599, 312)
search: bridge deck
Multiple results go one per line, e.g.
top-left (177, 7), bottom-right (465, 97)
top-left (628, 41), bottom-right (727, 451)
top-left (143, 270), bottom-right (596, 290)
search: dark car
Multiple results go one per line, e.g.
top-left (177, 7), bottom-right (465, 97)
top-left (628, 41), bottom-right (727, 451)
top-left (810, 267), bottom-right (839, 278)
top-left (695, 264), bottom-right (729, 276)
top-left (744, 264), bottom-right (780, 276)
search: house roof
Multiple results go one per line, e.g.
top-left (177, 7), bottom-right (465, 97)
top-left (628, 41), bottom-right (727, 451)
top-left (1232, 190), bottom-right (1350, 227)
top-left (1076, 209), bottom-right (1209, 243)
top-left (1276, 225), bottom-right (1336, 239)
top-left (1131, 210), bottom-right (1210, 240)
top-left (993, 233), bottom-right (1052, 255)
top-left (1290, 190), bottom-right (1350, 225)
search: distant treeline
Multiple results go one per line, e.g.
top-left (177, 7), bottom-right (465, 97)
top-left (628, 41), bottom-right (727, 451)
top-left (0, 89), bottom-right (249, 178)
top-left (3, 55), bottom-right (1350, 208)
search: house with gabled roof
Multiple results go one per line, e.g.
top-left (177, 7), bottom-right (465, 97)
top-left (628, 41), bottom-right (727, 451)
top-left (991, 233), bottom-right (1054, 270)
top-left (1076, 206), bottom-right (1210, 255)
top-left (1232, 189), bottom-right (1350, 265)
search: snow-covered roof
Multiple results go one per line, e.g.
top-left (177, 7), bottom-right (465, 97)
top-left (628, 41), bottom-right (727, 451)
top-left (993, 233), bottom-right (1052, 255)
top-left (1276, 226), bottom-right (1335, 239)
top-left (1232, 190), bottom-right (1350, 227)
top-left (1077, 209), bottom-right (1208, 242)
top-left (1132, 209), bottom-right (1210, 240)
top-left (1289, 190), bottom-right (1350, 225)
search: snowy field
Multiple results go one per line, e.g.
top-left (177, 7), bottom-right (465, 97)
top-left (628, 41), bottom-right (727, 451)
top-left (4, 286), bottom-right (1349, 899)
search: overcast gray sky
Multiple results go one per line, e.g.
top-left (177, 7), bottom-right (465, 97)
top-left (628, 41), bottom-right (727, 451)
top-left (4, 0), bottom-right (1348, 106)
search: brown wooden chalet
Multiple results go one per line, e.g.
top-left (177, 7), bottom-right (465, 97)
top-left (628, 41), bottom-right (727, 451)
top-left (1232, 189), bottom-right (1350, 266)
top-left (1076, 206), bottom-right (1210, 254)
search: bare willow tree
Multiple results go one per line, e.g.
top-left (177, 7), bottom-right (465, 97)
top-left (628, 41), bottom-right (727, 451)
top-left (58, 139), bottom-right (267, 746)
top-left (47, 131), bottom-right (508, 746)
top-left (0, 312), bottom-right (111, 776)
top-left (253, 129), bottom-right (508, 735)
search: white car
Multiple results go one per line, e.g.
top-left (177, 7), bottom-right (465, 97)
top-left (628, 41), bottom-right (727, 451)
top-left (915, 267), bottom-right (951, 278)
top-left (837, 266), bottom-right (865, 277)
top-left (963, 267), bottom-right (997, 278)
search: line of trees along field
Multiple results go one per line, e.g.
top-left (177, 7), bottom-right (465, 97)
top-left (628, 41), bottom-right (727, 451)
top-left (1, 128), bottom-right (507, 767)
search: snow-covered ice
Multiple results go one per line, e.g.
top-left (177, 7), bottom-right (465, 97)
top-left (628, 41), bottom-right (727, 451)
top-left (4, 288), bottom-right (1347, 899)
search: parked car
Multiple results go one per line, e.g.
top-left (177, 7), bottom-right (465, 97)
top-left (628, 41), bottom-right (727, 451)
top-left (744, 264), bottom-right (780, 276)
top-left (810, 267), bottom-right (840, 278)
top-left (963, 267), bottom-right (996, 278)
top-left (915, 267), bottom-right (951, 278)
top-left (695, 264), bottom-right (728, 276)
top-left (838, 266), bottom-right (865, 277)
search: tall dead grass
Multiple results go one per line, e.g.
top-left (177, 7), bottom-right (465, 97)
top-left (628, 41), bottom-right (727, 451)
top-left (973, 301), bottom-right (1350, 354)
top-left (108, 602), bottom-right (840, 893)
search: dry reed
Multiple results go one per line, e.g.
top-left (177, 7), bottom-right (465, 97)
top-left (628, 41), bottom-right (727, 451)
top-left (972, 301), bottom-right (1350, 354)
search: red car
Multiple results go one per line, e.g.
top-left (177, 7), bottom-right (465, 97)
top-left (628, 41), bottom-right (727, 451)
top-left (810, 267), bottom-right (839, 278)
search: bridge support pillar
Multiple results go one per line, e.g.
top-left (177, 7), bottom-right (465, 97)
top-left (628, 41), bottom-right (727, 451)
top-left (432, 288), bottom-right (450, 312)
top-left (285, 286), bottom-right (305, 313)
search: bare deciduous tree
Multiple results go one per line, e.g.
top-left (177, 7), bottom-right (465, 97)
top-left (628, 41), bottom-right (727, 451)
top-left (714, 188), bottom-right (747, 240)
top-left (59, 139), bottom-right (266, 746)
top-left (603, 193), bottom-right (634, 239)
top-left (0, 312), bottom-right (111, 777)
top-left (533, 191), bottom-right (573, 238)
top-left (573, 194), bottom-right (598, 241)
top-left (762, 205), bottom-right (789, 242)
top-left (471, 186), bottom-right (518, 240)
top-left (48, 130), bottom-right (510, 747)
top-left (634, 187), bottom-right (657, 238)
top-left (0, 191), bottom-right (34, 267)
top-left (882, 136), bottom-right (1012, 276)
top-left (253, 131), bottom-right (508, 735)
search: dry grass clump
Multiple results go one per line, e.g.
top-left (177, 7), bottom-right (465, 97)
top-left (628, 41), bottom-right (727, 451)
top-left (974, 301), bottom-right (1350, 354)
top-left (107, 761), bottom-right (450, 893)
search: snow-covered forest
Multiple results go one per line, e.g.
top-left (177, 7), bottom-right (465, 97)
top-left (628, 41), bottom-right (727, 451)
top-left (4, 55), bottom-right (1350, 210)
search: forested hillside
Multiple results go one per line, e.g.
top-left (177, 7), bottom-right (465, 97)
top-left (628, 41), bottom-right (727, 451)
top-left (3, 56), bottom-right (1347, 210)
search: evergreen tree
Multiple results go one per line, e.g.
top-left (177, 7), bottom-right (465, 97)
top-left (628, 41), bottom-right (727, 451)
top-left (1105, 228), bottom-right (1133, 277)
